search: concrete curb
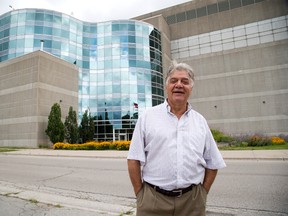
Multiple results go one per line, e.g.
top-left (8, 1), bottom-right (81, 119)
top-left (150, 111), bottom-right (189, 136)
top-left (1, 149), bottom-right (288, 160)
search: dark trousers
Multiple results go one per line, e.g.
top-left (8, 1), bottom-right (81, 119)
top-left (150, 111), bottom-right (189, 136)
top-left (136, 182), bottom-right (207, 216)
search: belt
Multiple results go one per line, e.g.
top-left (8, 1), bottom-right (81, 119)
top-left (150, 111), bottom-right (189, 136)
top-left (146, 182), bottom-right (194, 197)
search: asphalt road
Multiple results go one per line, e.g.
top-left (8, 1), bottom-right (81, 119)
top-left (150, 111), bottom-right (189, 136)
top-left (0, 155), bottom-right (287, 215)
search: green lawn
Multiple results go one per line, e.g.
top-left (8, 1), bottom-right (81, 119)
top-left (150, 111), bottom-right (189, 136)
top-left (219, 143), bottom-right (288, 150)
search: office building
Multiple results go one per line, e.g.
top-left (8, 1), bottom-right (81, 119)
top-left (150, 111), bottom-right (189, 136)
top-left (0, 51), bottom-right (78, 147)
top-left (134, 0), bottom-right (288, 136)
top-left (0, 9), bottom-right (164, 144)
top-left (0, 0), bottom-right (287, 148)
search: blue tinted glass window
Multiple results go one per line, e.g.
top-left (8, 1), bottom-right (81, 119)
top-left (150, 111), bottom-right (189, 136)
top-left (98, 24), bottom-right (104, 34)
top-left (18, 13), bottom-right (26, 22)
top-left (34, 26), bottom-right (43, 34)
top-left (98, 85), bottom-right (105, 94)
top-left (62, 16), bottom-right (69, 26)
top-left (25, 26), bottom-right (34, 34)
top-left (44, 14), bottom-right (53, 22)
top-left (53, 15), bottom-right (61, 24)
top-left (43, 26), bottom-right (52, 35)
top-left (52, 41), bottom-right (61, 49)
top-left (26, 12), bottom-right (35, 20)
top-left (9, 27), bottom-right (17, 35)
top-left (25, 38), bottom-right (34, 47)
top-left (17, 39), bottom-right (25, 47)
top-left (10, 14), bottom-right (17, 23)
top-left (44, 40), bottom-right (52, 48)
top-left (128, 24), bottom-right (135, 31)
top-left (17, 26), bottom-right (25, 35)
top-left (104, 36), bottom-right (111, 44)
top-left (35, 13), bottom-right (44, 21)
top-left (112, 24), bottom-right (119, 31)
top-left (9, 40), bottom-right (16, 48)
top-left (34, 39), bottom-right (41, 47)
top-left (128, 36), bottom-right (136, 43)
top-left (61, 29), bottom-right (69, 38)
top-left (52, 28), bottom-right (61, 36)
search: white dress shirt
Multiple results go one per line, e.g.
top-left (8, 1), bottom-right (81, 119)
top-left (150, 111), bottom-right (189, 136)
top-left (127, 100), bottom-right (226, 190)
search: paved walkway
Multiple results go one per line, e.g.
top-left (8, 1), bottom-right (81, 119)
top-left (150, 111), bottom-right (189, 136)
top-left (3, 149), bottom-right (288, 160)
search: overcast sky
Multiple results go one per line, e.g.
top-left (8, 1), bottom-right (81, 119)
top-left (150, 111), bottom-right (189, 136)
top-left (1, 0), bottom-right (191, 22)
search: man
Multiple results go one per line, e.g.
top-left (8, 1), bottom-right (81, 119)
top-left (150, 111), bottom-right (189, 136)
top-left (127, 61), bottom-right (226, 216)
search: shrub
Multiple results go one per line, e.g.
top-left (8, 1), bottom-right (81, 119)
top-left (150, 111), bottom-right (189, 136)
top-left (211, 129), bottom-right (234, 143)
top-left (53, 140), bottom-right (131, 150)
top-left (271, 136), bottom-right (285, 145)
top-left (247, 135), bottom-right (272, 147)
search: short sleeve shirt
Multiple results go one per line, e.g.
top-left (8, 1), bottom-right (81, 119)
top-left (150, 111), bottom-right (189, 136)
top-left (127, 100), bottom-right (226, 190)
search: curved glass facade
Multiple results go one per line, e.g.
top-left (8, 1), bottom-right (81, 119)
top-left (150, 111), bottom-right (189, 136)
top-left (0, 9), bottom-right (164, 140)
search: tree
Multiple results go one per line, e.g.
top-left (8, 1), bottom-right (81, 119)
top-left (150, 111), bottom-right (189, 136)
top-left (64, 106), bottom-right (79, 144)
top-left (45, 103), bottom-right (64, 144)
top-left (79, 110), bottom-right (95, 143)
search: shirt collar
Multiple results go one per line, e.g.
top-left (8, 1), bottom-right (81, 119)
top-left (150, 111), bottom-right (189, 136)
top-left (164, 99), bottom-right (192, 115)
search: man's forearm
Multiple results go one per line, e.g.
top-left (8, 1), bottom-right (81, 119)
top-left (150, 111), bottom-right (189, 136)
top-left (127, 159), bottom-right (143, 195)
top-left (203, 168), bottom-right (218, 193)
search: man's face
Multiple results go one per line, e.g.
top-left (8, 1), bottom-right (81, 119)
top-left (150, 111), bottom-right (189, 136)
top-left (166, 69), bottom-right (193, 106)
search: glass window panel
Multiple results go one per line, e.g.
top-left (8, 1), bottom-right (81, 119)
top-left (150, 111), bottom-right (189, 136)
top-left (138, 85), bottom-right (145, 93)
top-left (196, 7), bottom-right (207, 18)
top-left (112, 24), bottom-right (119, 31)
top-left (130, 85), bottom-right (137, 93)
top-left (230, 0), bottom-right (241, 9)
top-left (35, 13), bottom-right (44, 21)
top-left (44, 14), bottom-right (53, 22)
top-left (61, 29), bottom-right (69, 38)
top-left (25, 26), bottom-right (34, 34)
top-left (222, 42), bottom-right (234, 50)
top-left (176, 12), bottom-right (186, 22)
top-left (98, 86), bottom-right (105, 94)
top-left (272, 19), bottom-right (286, 29)
top-left (98, 73), bottom-right (104, 82)
top-left (53, 28), bottom-right (61, 37)
top-left (186, 9), bottom-right (196, 20)
top-left (16, 39), bottom-right (24, 48)
top-left (234, 40), bottom-right (247, 48)
top-left (258, 22), bottom-right (272, 32)
top-left (122, 84), bottom-right (129, 93)
top-left (70, 32), bottom-right (76, 42)
top-left (222, 30), bottom-right (233, 39)
top-left (98, 37), bottom-right (104, 45)
top-left (166, 15), bottom-right (177, 24)
top-left (242, 0), bottom-right (254, 6)
top-left (233, 28), bottom-right (245, 37)
top-left (43, 26), bottom-right (52, 35)
top-left (113, 59), bottom-right (120, 68)
top-left (53, 15), bottom-right (61, 24)
top-left (9, 40), bottom-right (16, 48)
top-left (104, 36), bottom-right (112, 44)
top-left (98, 24), bottom-right (104, 34)
top-left (207, 4), bottom-right (218, 15)
top-left (113, 85), bottom-right (121, 93)
top-left (9, 27), bottom-right (17, 35)
top-left (26, 12), bottom-right (35, 20)
top-left (44, 40), bottom-right (52, 48)
top-left (105, 85), bottom-right (112, 94)
top-left (247, 37), bottom-right (260, 46)
top-left (62, 16), bottom-right (70, 26)
top-left (218, 0), bottom-right (229, 12)
top-left (260, 35), bottom-right (274, 43)
top-left (105, 60), bottom-right (112, 68)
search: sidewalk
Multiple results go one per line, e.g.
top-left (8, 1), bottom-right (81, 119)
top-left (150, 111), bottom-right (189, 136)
top-left (2, 149), bottom-right (288, 160)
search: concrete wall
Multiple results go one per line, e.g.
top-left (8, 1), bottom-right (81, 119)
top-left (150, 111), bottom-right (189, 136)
top-left (135, 0), bottom-right (288, 136)
top-left (0, 51), bottom-right (78, 147)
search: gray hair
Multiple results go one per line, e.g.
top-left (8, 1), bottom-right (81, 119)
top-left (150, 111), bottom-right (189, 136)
top-left (165, 60), bottom-right (195, 87)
